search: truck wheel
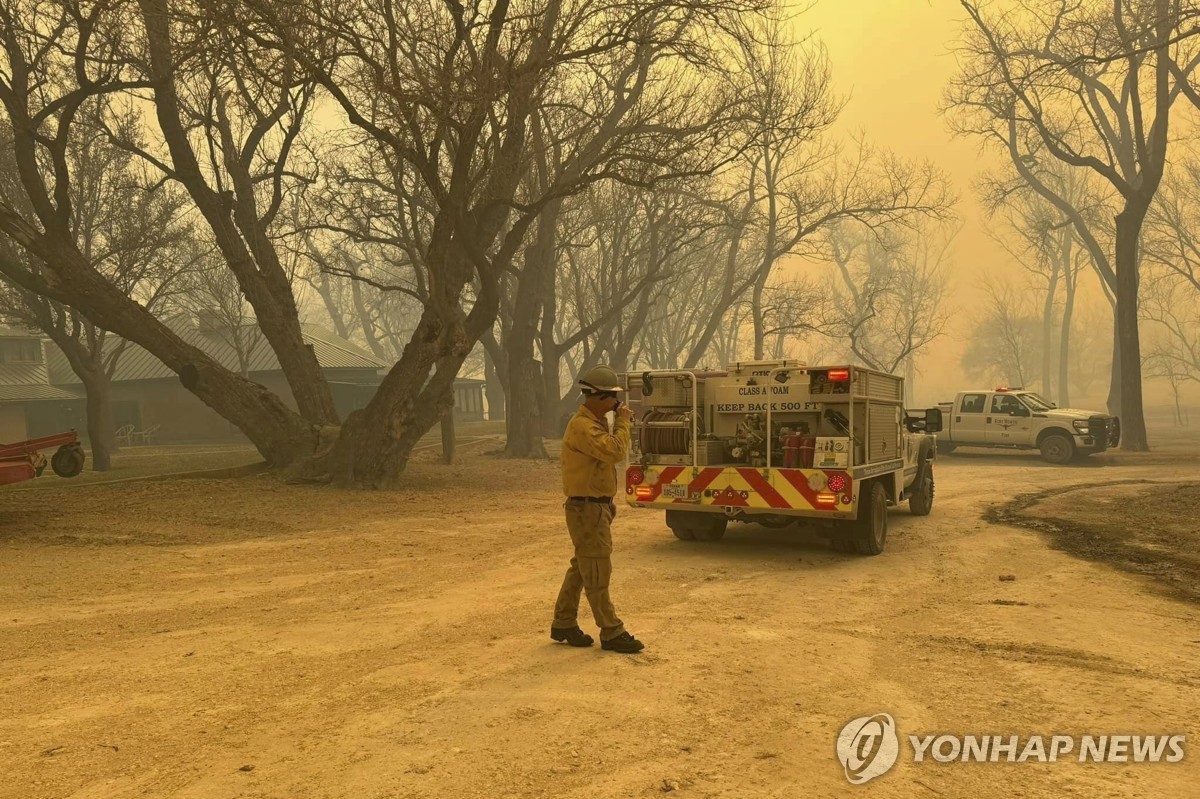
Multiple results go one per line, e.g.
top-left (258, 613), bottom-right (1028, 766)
top-left (830, 536), bottom-right (856, 553)
top-left (692, 515), bottom-right (728, 542)
top-left (665, 510), bottom-right (696, 540)
top-left (666, 510), bottom-right (727, 541)
top-left (51, 445), bottom-right (85, 478)
top-left (1039, 433), bottom-right (1075, 465)
top-left (669, 525), bottom-right (695, 541)
top-left (851, 482), bottom-right (888, 555)
top-left (908, 466), bottom-right (934, 516)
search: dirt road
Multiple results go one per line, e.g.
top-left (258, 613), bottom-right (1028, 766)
top-left (2, 446), bottom-right (1197, 798)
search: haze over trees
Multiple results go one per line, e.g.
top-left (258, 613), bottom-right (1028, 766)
top-left (948, 0), bottom-right (1200, 449)
top-left (1, 0), bottom-right (1197, 483)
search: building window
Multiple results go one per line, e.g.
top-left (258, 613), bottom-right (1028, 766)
top-left (0, 339), bottom-right (41, 364)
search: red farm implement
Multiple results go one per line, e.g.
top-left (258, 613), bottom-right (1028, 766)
top-left (0, 431), bottom-right (86, 486)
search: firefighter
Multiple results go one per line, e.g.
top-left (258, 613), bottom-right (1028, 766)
top-left (550, 364), bottom-right (645, 654)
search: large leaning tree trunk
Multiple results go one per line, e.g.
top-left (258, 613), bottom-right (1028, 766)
top-left (238, 0), bottom-right (771, 483)
top-left (0, 1), bottom-right (318, 465)
top-left (0, 211), bottom-right (316, 464)
top-left (324, 238), bottom-right (503, 487)
top-left (135, 0), bottom-right (338, 427)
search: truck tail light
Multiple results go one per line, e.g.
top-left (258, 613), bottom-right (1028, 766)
top-left (826, 473), bottom-right (847, 493)
top-left (635, 486), bottom-right (654, 500)
top-left (816, 493), bottom-right (838, 505)
top-left (828, 368), bottom-right (850, 381)
top-left (628, 466), bottom-right (644, 486)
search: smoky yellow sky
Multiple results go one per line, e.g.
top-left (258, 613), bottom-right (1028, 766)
top-left (794, 1), bottom-right (1018, 402)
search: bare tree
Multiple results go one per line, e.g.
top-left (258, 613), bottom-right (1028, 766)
top-left (815, 220), bottom-right (952, 375)
top-left (173, 248), bottom-right (264, 378)
top-left (961, 277), bottom-right (1041, 388)
top-left (1141, 266), bottom-right (1200, 393)
top-left (1144, 154), bottom-right (1200, 295)
top-left (128, 0), bottom-right (338, 426)
top-left (948, 0), bottom-right (1186, 450)
top-left (0, 0), bottom-right (318, 465)
top-left (230, 0), bottom-right (773, 484)
top-left (978, 161), bottom-right (1105, 405)
top-left (0, 108), bottom-right (196, 469)
top-left (532, 179), bottom-right (716, 441)
top-left (734, 13), bottom-right (840, 360)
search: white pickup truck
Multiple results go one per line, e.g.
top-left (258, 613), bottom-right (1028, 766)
top-left (935, 388), bottom-right (1120, 464)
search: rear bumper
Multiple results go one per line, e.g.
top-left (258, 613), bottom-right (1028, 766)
top-left (625, 465), bottom-right (858, 520)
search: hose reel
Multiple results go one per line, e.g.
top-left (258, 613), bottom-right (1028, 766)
top-left (641, 410), bottom-right (701, 456)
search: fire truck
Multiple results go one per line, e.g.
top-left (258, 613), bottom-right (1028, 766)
top-left (623, 361), bottom-right (942, 555)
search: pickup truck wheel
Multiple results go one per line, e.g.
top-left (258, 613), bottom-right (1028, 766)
top-left (908, 467), bottom-right (934, 516)
top-left (1039, 433), bottom-right (1075, 465)
top-left (852, 482), bottom-right (888, 555)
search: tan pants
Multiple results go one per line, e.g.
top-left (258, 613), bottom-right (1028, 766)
top-left (552, 499), bottom-right (626, 641)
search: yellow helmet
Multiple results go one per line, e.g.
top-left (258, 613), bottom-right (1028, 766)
top-left (578, 364), bottom-right (624, 394)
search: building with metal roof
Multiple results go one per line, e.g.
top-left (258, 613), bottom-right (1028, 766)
top-left (32, 319), bottom-right (487, 442)
top-left (0, 328), bottom-right (82, 442)
top-left (45, 322), bottom-right (389, 385)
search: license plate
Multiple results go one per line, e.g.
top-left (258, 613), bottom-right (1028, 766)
top-left (662, 484), bottom-right (688, 499)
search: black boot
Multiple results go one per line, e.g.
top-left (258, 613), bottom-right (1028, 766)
top-left (550, 626), bottom-right (594, 647)
top-left (600, 632), bottom-right (645, 653)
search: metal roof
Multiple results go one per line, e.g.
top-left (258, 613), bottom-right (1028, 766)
top-left (0, 325), bottom-right (39, 339)
top-left (0, 362), bottom-right (50, 387)
top-left (0, 383), bottom-right (80, 402)
top-left (48, 324), bottom-right (388, 385)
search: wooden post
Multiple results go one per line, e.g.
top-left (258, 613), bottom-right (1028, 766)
top-left (441, 405), bottom-right (456, 464)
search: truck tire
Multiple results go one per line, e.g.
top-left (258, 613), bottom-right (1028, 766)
top-left (666, 510), bottom-right (727, 542)
top-left (693, 516), bottom-right (728, 541)
top-left (1038, 433), bottom-right (1075, 465)
top-left (907, 439), bottom-right (935, 515)
top-left (830, 536), bottom-right (856, 553)
top-left (908, 466), bottom-right (934, 516)
top-left (51, 445), bottom-right (85, 478)
top-left (851, 481), bottom-right (888, 555)
top-left (666, 510), bottom-right (696, 540)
